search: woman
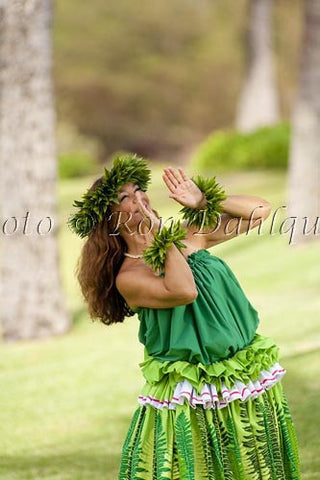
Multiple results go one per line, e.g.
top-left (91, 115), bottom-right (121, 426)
top-left (69, 154), bottom-right (301, 480)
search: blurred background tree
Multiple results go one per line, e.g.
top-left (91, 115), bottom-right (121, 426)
top-left (235, 0), bottom-right (280, 131)
top-left (53, 0), bottom-right (303, 165)
top-left (0, 0), bottom-right (71, 341)
top-left (286, 0), bottom-right (320, 244)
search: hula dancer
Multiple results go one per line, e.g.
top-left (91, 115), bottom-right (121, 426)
top-left (68, 153), bottom-right (301, 480)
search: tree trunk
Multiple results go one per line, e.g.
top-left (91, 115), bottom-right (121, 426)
top-left (0, 0), bottom-right (72, 341)
top-left (236, 0), bottom-right (280, 131)
top-left (286, 0), bottom-right (320, 246)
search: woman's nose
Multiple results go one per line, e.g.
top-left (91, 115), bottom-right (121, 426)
top-left (134, 191), bottom-right (142, 202)
top-left (132, 194), bottom-right (139, 208)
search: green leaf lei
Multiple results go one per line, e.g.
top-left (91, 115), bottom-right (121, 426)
top-left (179, 175), bottom-right (227, 229)
top-left (67, 153), bottom-right (151, 238)
top-left (142, 220), bottom-right (187, 273)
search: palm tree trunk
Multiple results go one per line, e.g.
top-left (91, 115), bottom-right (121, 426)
top-left (286, 0), bottom-right (320, 245)
top-left (0, 0), bottom-right (71, 341)
top-left (236, 0), bottom-right (280, 131)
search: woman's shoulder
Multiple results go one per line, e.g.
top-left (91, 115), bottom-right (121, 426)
top-left (117, 260), bottom-right (150, 281)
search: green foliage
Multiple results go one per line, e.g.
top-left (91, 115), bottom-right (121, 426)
top-left (58, 151), bottom-right (98, 179)
top-left (142, 220), bottom-right (187, 273)
top-left (118, 407), bottom-right (142, 480)
top-left (179, 175), bottom-right (227, 229)
top-left (53, 0), bottom-right (250, 158)
top-left (206, 416), bottom-right (225, 475)
top-left (211, 409), bottom-right (234, 480)
top-left (67, 153), bottom-right (151, 238)
top-left (154, 412), bottom-right (172, 478)
top-left (194, 407), bottom-right (217, 479)
top-left (175, 411), bottom-right (195, 480)
top-left (54, 0), bottom-right (302, 160)
top-left (225, 415), bottom-right (246, 479)
top-left (122, 407), bottom-right (148, 480)
top-left (260, 396), bottom-right (285, 479)
top-left (282, 393), bottom-right (301, 476)
top-left (193, 123), bottom-right (291, 173)
top-left (276, 395), bottom-right (301, 478)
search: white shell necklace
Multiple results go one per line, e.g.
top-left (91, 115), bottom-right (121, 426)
top-left (124, 252), bottom-right (143, 259)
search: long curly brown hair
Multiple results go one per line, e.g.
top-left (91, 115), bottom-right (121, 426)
top-left (75, 176), bottom-right (135, 325)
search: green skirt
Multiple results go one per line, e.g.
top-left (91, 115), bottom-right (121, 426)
top-left (118, 335), bottom-right (301, 480)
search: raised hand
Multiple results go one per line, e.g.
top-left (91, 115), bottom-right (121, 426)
top-left (162, 167), bottom-right (206, 209)
top-left (135, 191), bottom-right (162, 235)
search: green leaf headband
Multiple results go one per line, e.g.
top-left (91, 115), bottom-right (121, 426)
top-left (67, 153), bottom-right (152, 238)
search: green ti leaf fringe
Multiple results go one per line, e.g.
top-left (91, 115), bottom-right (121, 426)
top-left (142, 220), bottom-right (187, 273)
top-left (67, 153), bottom-right (151, 238)
top-left (179, 175), bottom-right (227, 229)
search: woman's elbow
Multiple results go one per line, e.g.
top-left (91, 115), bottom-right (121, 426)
top-left (181, 287), bottom-right (198, 304)
top-left (252, 201), bottom-right (271, 221)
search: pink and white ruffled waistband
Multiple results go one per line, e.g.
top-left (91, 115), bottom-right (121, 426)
top-left (138, 361), bottom-right (286, 410)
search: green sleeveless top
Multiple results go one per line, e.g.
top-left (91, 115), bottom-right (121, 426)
top-left (133, 249), bottom-right (260, 365)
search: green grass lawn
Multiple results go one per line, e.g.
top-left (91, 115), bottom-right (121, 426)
top-left (0, 166), bottom-right (319, 479)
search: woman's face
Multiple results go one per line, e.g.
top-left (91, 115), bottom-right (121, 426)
top-left (110, 182), bottom-right (151, 233)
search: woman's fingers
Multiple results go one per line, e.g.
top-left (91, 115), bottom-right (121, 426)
top-left (137, 198), bottom-right (149, 216)
top-left (171, 167), bottom-right (185, 184)
top-left (163, 167), bottom-right (180, 188)
top-left (135, 192), bottom-right (147, 212)
top-left (136, 196), bottom-right (155, 220)
top-left (165, 166), bottom-right (188, 185)
top-left (163, 166), bottom-right (190, 202)
top-left (162, 173), bottom-right (176, 193)
top-left (178, 167), bottom-right (189, 182)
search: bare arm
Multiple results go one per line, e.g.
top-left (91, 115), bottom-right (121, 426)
top-left (219, 194), bottom-right (271, 219)
top-left (184, 194), bottom-right (272, 249)
top-left (116, 242), bottom-right (198, 310)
